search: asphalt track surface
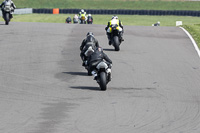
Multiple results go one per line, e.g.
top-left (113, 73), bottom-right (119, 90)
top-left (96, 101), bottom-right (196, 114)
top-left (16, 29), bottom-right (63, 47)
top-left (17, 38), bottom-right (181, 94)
top-left (0, 21), bottom-right (200, 133)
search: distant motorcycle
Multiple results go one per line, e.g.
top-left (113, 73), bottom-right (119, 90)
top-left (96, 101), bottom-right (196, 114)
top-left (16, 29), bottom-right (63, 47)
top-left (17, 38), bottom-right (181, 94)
top-left (92, 61), bottom-right (111, 91)
top-left (1, 0), bottom-right (14, 25)
top-left (109, 24), bottom-right (122, 51)
top-left (80, 15), bottom-right (87, 24)
top-left (87, 18), bottom-right (93, 24)
top-left (87, 15), bottom-right (93, 24)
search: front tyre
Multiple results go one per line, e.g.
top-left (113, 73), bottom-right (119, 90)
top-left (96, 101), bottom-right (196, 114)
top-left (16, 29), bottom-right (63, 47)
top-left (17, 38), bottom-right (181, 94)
top-left (113, 36), bottom-right (120, 51)
top-left (5, 13), bottom-right (10, 25)
top-left (99, 72), bottom-right (107, 91)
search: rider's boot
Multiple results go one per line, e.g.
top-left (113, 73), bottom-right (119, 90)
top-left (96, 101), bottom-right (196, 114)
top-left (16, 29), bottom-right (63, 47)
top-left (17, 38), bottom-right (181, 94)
top-left (120, 32), bottom-right (124, 41)
top-left (107, 33), bottom-right (112, 45)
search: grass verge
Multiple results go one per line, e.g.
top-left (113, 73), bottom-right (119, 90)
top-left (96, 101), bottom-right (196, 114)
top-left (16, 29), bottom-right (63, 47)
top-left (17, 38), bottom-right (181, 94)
top-left (12, 14), bottom-right (200, 26)
top-left (15, 0), bottom-right (200, 11)
top-left (182, 24), bottom-right (200, 48)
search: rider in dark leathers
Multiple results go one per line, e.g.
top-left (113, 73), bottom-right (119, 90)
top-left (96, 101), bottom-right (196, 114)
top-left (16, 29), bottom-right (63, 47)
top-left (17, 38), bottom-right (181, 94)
top-left (80, 32), bottom-right (99, 66)
top-left (66, 16), bottom-right (72, 23)
top-left (87, 47), bottom-right (112, 80)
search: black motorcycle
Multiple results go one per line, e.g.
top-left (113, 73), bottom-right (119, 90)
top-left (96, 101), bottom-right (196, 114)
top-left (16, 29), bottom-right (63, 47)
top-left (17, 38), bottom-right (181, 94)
top-left (110, 24), bottom-right (122, 51)
top-left (87, 17), bottom-right (93, 24)
top-left (92, 61), bottom-right (111, 91)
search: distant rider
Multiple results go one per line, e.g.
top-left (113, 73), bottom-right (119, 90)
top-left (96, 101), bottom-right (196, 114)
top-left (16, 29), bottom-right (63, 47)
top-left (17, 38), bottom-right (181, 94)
top-left (87, 47), bottom-right (112, 80)
top-left (73, 14), bottom-right (79, 23)
top-left (0, 0), bottom-right (16, 18)
top-left (87, 14), bottom-right (93, 24)
top-left (80, 32), bottom-right (99, 66)
top-left (78, 9), bottom-right (87, 23)
top-left (105, 16), bottom-right (124, 45)
top-left (66, 16), bottom-right (72, 23)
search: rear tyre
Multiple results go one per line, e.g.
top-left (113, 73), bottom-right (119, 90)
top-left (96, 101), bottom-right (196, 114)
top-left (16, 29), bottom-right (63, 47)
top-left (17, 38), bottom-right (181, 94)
top-left (99, 72), bottom-right (107, 91)
top-left (5, 13), bottom-right (10, 25)
top-left (113, 36), bottom-right (120, 51)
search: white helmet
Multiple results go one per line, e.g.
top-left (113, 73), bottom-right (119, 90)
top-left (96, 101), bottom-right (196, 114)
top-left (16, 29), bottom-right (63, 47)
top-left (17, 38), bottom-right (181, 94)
top-left (88, 14), bottom-right (91, 17)
top-left (81, 9), bottom-right (84, 13)
top-left (112, 16), bottom-right (118, 19)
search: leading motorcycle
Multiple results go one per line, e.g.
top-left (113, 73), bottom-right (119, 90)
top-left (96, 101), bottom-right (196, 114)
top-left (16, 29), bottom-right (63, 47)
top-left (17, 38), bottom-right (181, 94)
top-left (109, 24), bottom-right (122, 51)
top-left (80, 14), bottom-right (87, 24)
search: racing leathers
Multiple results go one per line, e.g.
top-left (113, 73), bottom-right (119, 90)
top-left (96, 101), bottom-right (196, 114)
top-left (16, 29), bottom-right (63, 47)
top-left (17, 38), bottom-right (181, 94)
top-left (87, 48), bottom-right (112, 80)
top-left (80, 35), bottom-right (99, 65)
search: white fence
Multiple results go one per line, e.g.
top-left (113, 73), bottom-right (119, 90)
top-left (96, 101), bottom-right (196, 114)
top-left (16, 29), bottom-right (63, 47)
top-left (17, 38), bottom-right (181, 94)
top-left (0, 8), bottom-right (32, 16)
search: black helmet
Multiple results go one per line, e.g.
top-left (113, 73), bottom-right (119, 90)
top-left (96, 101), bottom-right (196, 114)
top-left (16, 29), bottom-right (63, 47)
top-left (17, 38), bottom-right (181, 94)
top-left (86, 32), bottom-right (95, 42)
top-left (87, 32), bottom-right (94, 37)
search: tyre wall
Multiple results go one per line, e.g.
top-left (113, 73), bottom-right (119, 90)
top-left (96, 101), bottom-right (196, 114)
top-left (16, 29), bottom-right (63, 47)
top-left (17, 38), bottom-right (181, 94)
top-left (32, 9), bottom-right (200, 17)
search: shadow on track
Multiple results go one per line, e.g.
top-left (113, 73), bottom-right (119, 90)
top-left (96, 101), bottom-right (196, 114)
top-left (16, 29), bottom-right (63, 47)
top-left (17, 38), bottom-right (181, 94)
top-left (63, 72), bottom-right (88, 76)
top-left (103, 48), bottom-right (115, 51)
top-left (70, 86), bottom-right (101, 91)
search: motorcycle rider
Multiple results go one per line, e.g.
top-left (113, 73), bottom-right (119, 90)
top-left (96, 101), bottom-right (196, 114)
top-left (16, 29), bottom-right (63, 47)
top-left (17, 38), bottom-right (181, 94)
top-left (66, 16), bottom-right (71, 23)
top-left (0, 0), bottom-right (16, 19)
top-left (105, 16), bottom-right (124, 45)
top-left (87, 14), bottom-right (93, 24)
top-left (73, 14), bottom-right (79, 23)
top-left (78, 9), bottom-right (87, 23)
top-left (87, 47), bottom-right (112, 81)
top-left (80, 32), bottom-right (99, 66)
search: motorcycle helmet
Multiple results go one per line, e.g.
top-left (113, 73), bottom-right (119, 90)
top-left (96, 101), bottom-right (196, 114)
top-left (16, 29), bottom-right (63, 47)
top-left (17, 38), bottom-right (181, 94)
top-left (81, 9), bottom-right (84, 13)
top-left (112, 16), bottom-right (118, 19)
top-left (87, 32), bottom-right (94, 37)
top-left (88, 14), bottom-right (91, 17)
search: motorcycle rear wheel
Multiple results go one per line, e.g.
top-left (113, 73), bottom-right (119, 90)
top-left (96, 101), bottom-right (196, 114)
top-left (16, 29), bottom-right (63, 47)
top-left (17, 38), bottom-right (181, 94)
top-left (99, 72), bottom-right (107, 91)
top-left (5, 13), bottom-right (10, 25)
top-left (113, 36), bottom-right (120, 51)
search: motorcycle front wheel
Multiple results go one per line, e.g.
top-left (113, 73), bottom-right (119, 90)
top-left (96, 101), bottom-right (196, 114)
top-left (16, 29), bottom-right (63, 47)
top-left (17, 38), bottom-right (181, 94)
top-left (99, 72), bottom-right (107, 91)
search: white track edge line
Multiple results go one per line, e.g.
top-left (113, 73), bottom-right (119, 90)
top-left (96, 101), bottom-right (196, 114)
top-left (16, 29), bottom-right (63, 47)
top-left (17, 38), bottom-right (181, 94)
top-left (180, 27), bottom-right (200, 58)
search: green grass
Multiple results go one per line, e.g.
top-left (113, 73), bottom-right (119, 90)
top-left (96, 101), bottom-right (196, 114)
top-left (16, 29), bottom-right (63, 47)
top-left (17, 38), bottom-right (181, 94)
top-left (12, 14), bottom-right (200, 26)
top-left (182, 24), bottom-right (200, 48)
top-left (15, 0), bottom-right (200, 11)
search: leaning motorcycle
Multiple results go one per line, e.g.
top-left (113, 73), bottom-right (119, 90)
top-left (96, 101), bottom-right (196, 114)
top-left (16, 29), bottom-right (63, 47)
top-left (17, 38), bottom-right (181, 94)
top-left (109, 24), bottom-right (122, 51)
top-left (1, 1), bottom-right (13, 25)
top-left (92, 61), bottom-right (111, 91)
